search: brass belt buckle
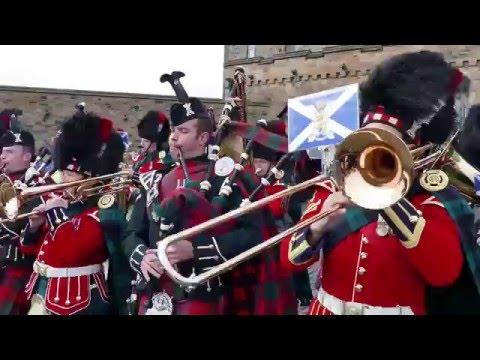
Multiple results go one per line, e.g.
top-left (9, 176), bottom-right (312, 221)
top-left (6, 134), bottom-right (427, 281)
top-left (35, 262), bottom-right (48, 277)
top-left (344, 302), bottom-right (364, 315)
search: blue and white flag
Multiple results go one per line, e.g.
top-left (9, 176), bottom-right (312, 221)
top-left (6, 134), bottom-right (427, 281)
top-left (475, 174), bottom-right (480, 197)
top-left (118, 130), bottom-right (131, 150)
top-left (287, 83), bottom-right (360, 152)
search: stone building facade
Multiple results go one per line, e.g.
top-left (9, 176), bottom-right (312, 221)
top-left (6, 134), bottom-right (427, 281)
top-left (0, 85), bottom-right (269, 148)
top-left (224, 45), bottom-right (480, 119)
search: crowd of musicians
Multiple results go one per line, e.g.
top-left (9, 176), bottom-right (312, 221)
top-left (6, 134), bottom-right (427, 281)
top-left (1, 50), bottom-right (480, 315)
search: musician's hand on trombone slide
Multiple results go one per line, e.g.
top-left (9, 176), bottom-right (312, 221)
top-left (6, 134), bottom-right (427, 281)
top-left (165, 240), bottom-right (193, 265)
top-left (28, 194), bottom-right (68, 232)
top-left (308, 191), bottom-right (350, 247)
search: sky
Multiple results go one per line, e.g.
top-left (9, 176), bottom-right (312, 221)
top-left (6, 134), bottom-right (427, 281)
top-left (0, 45), bottom-right (225, 99)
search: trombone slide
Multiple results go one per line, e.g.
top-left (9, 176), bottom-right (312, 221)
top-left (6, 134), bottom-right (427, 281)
top-left (157, 174), bottom-right (328, 289)
top-left (157, 202), bottom-right (339, 290)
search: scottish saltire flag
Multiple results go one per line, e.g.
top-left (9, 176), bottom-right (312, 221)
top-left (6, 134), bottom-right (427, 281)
top-left (287, 83), bottom-right (360, 152)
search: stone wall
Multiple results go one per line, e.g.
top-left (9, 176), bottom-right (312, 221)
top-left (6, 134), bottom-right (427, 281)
top-left (224, 45), bottom-right (480, 119)
top-left (0, 86), bottom-right (269, 148)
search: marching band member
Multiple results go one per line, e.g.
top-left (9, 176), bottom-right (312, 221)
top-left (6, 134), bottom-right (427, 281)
top-left (20, 112), bottom-right (132, 315)
top-left (121, 110), bottom-right (175, 314)
top-left (132, 110), bottom-right (172, 173)
top-left (434, 104), bottom-right (480, 314)
top-left (125, 96), bottom-right (297, 315)
top-left (0, 129), bottom-right (38, 314)
top-left (124, 97), bottom-right (242, 314)
top-left (123, 111), bottom-right (174, 219)
top-left (252, 119), bottom-right (314, 309)
top-left (0, 110), bottom-right (22, 171)
top-left (281, 50), bottom-right (477, 315)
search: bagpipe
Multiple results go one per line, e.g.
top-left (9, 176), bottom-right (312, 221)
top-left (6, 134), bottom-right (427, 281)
top-left (217, 66), bottom-right (248, 161)
top-left (21, 144), bottom-right (55, 186)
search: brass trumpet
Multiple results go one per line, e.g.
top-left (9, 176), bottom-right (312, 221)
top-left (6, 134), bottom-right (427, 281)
top-left (0, 170), bottom-right (131, 223)
top-left (157, 126), bottom-right (444, 290)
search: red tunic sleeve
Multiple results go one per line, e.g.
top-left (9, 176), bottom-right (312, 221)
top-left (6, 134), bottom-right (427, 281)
top-left (402, 194), bottom-right (464, 287)
top-left (20, 222), bottom-right (48, 256)
top-left (280, 180), bottom-right (336, 272)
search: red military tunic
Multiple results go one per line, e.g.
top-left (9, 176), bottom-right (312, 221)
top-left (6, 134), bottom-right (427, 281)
top-left (21, 202), bottom-right (110, 315)
top-left (280, 179), bottom-right (464, 315)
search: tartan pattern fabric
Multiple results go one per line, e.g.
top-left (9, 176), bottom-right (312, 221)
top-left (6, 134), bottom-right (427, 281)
top-left (252, 217), bottom-right (298, 315)
top-left (157, 165), bottom-right (297, 314)
top-left (99, 207), bottom-right (133, 315)
top-left (226, 121), bottom-right (288, 153)
top-left (174, 299), bottom-right (222, 315)
top-left (224, 170), bottom-right (297, 315)
top-left (158, 188), bottom-right (224, 231)
top-left (434, 187), bottom-right (480, 294)
top-left (158, 180), bottom-right (262, 304)
top-left (0, 264), bottom-right (32, 315)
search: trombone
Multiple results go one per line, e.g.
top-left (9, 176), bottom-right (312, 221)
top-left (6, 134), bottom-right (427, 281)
top-left (0, 170), bottom-right (131, 223)
top-left (157, 126), bottom-right (445, 290)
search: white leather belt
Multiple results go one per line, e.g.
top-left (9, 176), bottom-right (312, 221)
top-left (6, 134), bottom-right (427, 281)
top-left (317, 288), bottom-right (414, 315)
top-left (33, 261), bottom-right (103, 278)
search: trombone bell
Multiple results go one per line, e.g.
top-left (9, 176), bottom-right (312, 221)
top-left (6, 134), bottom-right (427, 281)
top-left (336, 127), bottom-right (413, 210)
top-left (0, 170), bottom-right (130, 223)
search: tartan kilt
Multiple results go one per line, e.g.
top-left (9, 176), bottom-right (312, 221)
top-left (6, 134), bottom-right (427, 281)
top-left (254, 210), bottom-right (298, 315)
top-left (221, 262), bottom-right (257, 315)
top-left (175, 299), bottom-right (222, 315)
top-left (0, 265), bottom-right (32, 315)
top-left (253, 244), bottom-right (299, 315)
top-left (221, 172), bottom-right (298, 315)
top-left (222, 211), bottom-right (298, 315)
